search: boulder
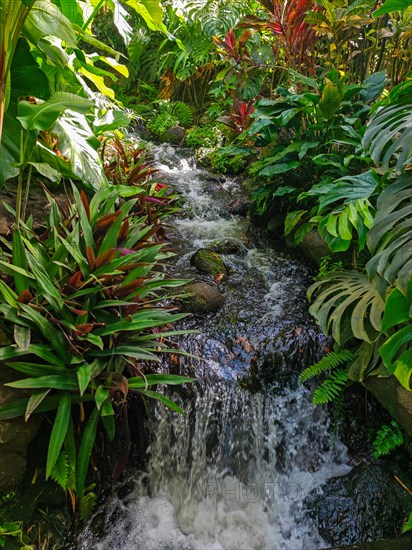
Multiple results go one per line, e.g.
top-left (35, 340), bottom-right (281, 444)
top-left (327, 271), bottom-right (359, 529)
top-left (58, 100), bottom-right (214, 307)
top-left (305, 463), bottom-right (412, 546)
top-left (365, 376), bottom-right (412, 437)
top-left (190, 249), bottom-right (229, 280)
top-left (0, 361), bottom-right (43, 492)
top-left (300, 229), bottom-right (332, 266)
top-left (161, 125), bottom-right (186, 145)
top-left (182, 282), bottom-right (224, 314)
top-left (209, 239), bottom-right (248, 256)
top-left (228, 197), bottom-right (250, 216)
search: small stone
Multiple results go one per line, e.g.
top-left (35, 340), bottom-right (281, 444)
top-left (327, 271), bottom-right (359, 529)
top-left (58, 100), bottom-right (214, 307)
top-left (182, 282), bottom-right (224, 314)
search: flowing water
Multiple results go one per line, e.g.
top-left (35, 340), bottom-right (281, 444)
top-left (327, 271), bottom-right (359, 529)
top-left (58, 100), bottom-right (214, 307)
top-left (77, 145), bottom-right (352, 550)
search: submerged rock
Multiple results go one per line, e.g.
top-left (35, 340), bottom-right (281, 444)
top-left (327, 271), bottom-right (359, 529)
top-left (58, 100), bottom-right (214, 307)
top-left (190, 248), bottom-right (229, 280)
top-left (182, 282), bottom-right (224, 314)
top-left (305, 463), bottom-right (412, 546)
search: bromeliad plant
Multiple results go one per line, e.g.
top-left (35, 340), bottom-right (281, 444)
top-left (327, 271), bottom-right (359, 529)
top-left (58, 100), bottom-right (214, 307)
top-left (0, 185), bottom-right (194, 512)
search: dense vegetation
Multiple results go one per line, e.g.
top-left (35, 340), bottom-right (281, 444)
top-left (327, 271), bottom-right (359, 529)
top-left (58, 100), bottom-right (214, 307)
top-left (0, 0), bottom-right (411, 543)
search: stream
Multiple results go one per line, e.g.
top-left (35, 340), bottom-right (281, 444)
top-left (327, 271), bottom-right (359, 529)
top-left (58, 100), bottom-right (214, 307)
top-left (77, 144), bottom-right (353, 550)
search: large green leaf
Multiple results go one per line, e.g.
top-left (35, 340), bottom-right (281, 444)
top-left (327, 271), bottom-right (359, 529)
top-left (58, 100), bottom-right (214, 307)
top-left (308, 271), bottom-right (385, 344)
top-left (52, 110), bottom-right (107, 189)
top-left (318, 80), bottom-right (341, 121)
top-left (23, 0), bottom-right (78, 47)
top-left (363, 98), bottom-right (412, 171)
top-left (126, 0), bottom-right (166, 32)
top-left (360, 71), bottom-right (386, 104)
top-left (374, 0), bottom-right (412, 15)
top-left (379, 327), bottom-right (412, 390)
top-left (317, 171), bottom-right (379, 212)
top-left (17, 92), bottom-right (91, 131)
top-left (366, 174), bottom-right (412, 294)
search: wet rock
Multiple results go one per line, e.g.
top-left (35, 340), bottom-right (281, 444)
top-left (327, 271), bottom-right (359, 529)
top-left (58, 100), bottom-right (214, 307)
top-left (300, 229), bottom-right (332, 266)
top-left (161, 125), bottom-right (186, 145)
top-left (266, 214), bottom-right (285, 237)
top-left (249, 325), bottom-right (323, 391)
top-left (190, 249), bottom-right (229, 280)
top-left (182, 282), bottom-right (224, 314)
top-left (228, 196), bottom-right (250, 216)
top-left (209, 238), bottom-right (248, 256)
top-left (0, 363), bottom-right (43, 491)
top-left (365, 375), bottom-right (412, 437)
top-left (305, 463), bottom-right (412, 546)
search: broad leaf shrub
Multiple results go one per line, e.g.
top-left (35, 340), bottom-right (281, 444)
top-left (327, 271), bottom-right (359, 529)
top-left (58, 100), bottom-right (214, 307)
top-left (0, 184), bottom-right (195, 513)
top-left (304, 78), bottom-right (412, 402)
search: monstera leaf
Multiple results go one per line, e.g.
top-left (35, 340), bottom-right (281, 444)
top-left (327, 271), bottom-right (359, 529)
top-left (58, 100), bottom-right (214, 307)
top-left (366, 173), bottom-right (412, 295)
top-left (363, 84), bottom-right (412, 171)
top-left (308, 271), bottom-right (385, 345)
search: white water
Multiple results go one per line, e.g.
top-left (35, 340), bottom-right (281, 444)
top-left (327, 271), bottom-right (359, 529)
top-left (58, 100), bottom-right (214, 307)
top-left (77, 144), bottom-right (352, 550)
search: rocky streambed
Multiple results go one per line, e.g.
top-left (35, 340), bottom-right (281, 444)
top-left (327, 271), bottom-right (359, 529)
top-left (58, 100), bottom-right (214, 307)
top-left (0, 143), bottom-right (410, 549)
top-left (75, 144), bottom-right (412, 549)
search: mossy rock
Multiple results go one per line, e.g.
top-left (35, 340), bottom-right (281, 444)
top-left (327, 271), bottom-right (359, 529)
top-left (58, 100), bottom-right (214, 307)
top-left (161, 125), bottom-right (186, 145)
top-left (190, 249), bottom-right (229, 280)
top-left (182, 283), bottom-right (224, 314)
top-left (300, 229), bottom-right (332, 266)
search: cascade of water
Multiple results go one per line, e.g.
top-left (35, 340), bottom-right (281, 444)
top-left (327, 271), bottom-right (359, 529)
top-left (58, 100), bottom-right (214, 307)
top-left (77, 145), bottom-right (352, 550)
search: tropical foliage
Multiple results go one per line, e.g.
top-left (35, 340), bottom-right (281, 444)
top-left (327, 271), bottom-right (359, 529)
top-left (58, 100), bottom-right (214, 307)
top-left (1, 0), bottom-right (412, 526)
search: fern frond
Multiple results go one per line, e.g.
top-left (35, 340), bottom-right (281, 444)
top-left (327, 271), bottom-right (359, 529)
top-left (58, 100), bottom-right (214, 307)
top-left (80, 489), bottom-right (97, 522)
top-left (312, 368), bottom-right (349, 405)
top-left (300, 349), bottom-right (353, 383)
top-left (169, 101), bottom-right (194, 128)
top-left (50, 451), bottom-right (70, 490)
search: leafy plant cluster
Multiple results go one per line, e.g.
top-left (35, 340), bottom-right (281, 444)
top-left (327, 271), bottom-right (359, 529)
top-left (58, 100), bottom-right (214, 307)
top-left (0, 0), bottom-right (197, 517)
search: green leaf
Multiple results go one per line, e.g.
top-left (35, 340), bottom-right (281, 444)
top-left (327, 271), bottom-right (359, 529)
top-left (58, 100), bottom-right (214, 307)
top-left (318, 172), bottom-right (378, 212)
top-left (25, 389), bottom-right (51, 421)
top-left (12, 229), bottom-right (29, 294)
top-left (138, 389), bottom-right (184, 415)
top-left (128, 374), bottom-right (196, 389)
top-left (94, 386), bottom-right (109, 410)
top-left (24, 0), bottom-right (78, 47)
top-left (382, 287), bottom-right (412, 331)
top-left (76, 407), bottom-right (100, 496)
top-left (77, 364), bottom-right (91, 396)
top-left (17, 92), bottom-right (91, 131)
top-left (361, 71), bottom-right (386, 104)
top-left (53, 110), bottom-right (107, 190)
top-left (18, 304), bottom-right (66, 359)
top-left (27, 254), bottom-right (65, 311)
top-left (6, 374), bottom-right (77, 390)
top-left (46, 393), bottom-right (71, 479)
top-left (374, 0), bottom-right (412, 16)
top-left (14, 325), bottom-right (31, 350)
top-left (284, 210), bottom-right (306, 235)
top-left (318, 80), bottom-right (341, 121)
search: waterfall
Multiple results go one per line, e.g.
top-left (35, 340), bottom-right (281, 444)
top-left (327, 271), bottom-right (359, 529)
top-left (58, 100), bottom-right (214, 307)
top-left (76, 144), bottom-right (352, 550)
